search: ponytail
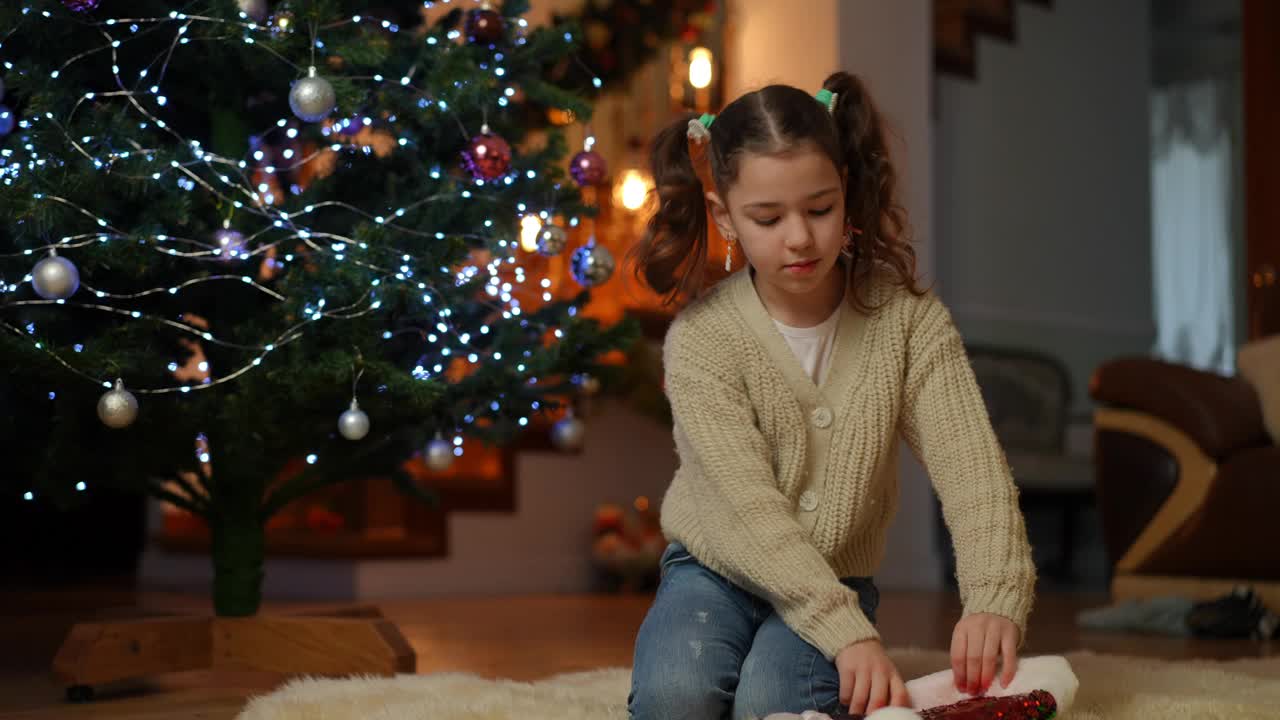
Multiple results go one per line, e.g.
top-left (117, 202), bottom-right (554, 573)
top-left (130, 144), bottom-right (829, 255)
top-left (627, 114), bottom-right (711, 306)
top-left (822, 71), bottom-right (926, 310)
top-left (631, 74), bottom-right (925, 309)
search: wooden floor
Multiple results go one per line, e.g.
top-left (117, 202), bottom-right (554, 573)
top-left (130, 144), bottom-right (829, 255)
top-left (0, 585), bottom-right (1273, 719)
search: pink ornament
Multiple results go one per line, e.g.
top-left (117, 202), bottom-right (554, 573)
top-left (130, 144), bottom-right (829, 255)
top-left (462, 128), bottom-right (512, 181)
top-left (570, 149), bottom-right (608, 186)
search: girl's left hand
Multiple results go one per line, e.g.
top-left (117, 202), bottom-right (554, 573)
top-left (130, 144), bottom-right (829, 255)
top-left (950, 612), bottom-right (1020, 695)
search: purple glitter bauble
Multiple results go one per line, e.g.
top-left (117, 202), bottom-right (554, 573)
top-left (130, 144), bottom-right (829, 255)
top-left (63, 0), bottom-right (101, 12)
top-left (213, 229), bottom-right (248, 261)
top-left (569, 149), bottom-right (607, 187)
top-left (462, 132), bottom-right (512, 181)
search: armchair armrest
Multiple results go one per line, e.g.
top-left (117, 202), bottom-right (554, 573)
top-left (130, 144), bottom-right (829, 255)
top-left (1092, 407), bottom-right (1216, 573)
top-left (1089, 357), bottom-right (1269, 460)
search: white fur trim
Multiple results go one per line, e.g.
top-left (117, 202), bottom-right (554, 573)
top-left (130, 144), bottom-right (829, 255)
top-left (903, 655), bottom-right (1078, 714)
top-left (866, 708), bottom-right (924, 720)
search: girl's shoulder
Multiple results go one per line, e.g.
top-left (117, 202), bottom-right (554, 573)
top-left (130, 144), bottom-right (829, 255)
top-left (859, 262), bottom-right (938, 319)
top-left (663, 276), bottom-right (746, 357)
top-left (858, 264), bottom-right (960, 351)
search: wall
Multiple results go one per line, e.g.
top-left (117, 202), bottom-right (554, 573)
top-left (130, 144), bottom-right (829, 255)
top-left (935, 0), bottom-right (1154, 412)
top-left (724, 0), bottom-right (840, 99)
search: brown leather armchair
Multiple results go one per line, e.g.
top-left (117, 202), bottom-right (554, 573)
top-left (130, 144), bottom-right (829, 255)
top-left (1089, 357), bottom-right (1280, 609)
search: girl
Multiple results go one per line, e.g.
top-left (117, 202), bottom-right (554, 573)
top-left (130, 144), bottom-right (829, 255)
top-left (625, 72), bottom-right (1037, 720)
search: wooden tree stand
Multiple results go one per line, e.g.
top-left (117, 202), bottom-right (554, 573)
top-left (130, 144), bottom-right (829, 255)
top-left (52, 605), bottom-right (415, 702)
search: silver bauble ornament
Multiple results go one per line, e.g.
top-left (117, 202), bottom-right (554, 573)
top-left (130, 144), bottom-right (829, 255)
top-left (31, 253), bottom-right (80, 300)
top-left (338, 399), bottom-right (370, 441)
top-left (424, 434), bottom-right (454, 472)
top-left (570, 239), bottom-right (615, 288)
top-left (236, 0), bottom-right (269, 22)
top-left (213, 227), bottom-right (247, 260)
top-left (535, 224), bottom-right (568, 257)
top-left (97, 379), bottom-right (139, 429)
top-left (551, 412), bottom-right (586, 451)
top-left (289, 67), bottom-right (336, 123)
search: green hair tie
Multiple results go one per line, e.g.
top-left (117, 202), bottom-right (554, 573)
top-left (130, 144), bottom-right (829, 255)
top-left (687, 113), bottom-right (716, 144)
top-left (815, 88), bottom-right (837, 113)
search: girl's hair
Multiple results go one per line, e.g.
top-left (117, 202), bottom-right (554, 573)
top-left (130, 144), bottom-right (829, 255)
top-left (628, 71), bottom-right (925, 311)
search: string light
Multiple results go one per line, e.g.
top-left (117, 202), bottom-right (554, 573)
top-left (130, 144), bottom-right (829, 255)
top-left (1, 1), bottom-right (603, 449)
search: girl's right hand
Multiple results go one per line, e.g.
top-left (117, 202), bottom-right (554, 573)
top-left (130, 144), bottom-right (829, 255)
top-left (834, 638), bottom-right (911, 714)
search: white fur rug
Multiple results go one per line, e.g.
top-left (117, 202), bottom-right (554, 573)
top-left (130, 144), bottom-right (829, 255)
top-left (236, 648), bottom-right (1280, 720)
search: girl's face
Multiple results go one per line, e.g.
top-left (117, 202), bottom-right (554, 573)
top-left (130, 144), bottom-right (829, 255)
top-left (707, 144), bottom-right (847, 314)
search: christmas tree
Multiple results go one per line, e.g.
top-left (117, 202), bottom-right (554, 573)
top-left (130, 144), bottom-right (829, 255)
top-left (0, 0), bottom-right (637, 615)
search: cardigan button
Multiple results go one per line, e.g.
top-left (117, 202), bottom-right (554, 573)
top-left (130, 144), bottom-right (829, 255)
top-left (799, 490), bottom-right (819, 512)
top-left (810, 406), bottom-right (833, 429)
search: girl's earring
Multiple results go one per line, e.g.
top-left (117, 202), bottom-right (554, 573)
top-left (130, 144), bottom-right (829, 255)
top-left (842, 222), bottom-right (862, 258)
top-left (725, 236), bottom-right (734, 272)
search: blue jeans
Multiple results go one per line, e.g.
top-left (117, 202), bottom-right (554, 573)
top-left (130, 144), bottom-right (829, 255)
top-left (628, 542), bottom-right (880, 720)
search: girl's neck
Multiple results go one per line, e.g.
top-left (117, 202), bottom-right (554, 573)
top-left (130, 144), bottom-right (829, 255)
top-left (750, 262), bottom-right (847, 328)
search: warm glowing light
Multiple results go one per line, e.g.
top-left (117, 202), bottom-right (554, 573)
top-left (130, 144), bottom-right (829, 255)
top-left (519, 214), bottom-right (542, 252)
top-left (618, 169), bottom-right (650, 211)
top-left (547, 107), bottom-right (576, 126)
top-left (689, 47), bottom-right (713, 89)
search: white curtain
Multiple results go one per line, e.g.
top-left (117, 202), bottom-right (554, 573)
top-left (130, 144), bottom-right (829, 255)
top-left (1150, 78), bottom-right (1237, 374)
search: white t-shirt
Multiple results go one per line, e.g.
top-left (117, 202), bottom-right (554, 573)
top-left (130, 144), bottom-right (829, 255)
top-left (773, 302), bottom-right (843, 386)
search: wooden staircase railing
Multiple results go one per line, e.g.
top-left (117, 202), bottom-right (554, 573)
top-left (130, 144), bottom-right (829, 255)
top-left (154, 412), bottom-right (582, 559)
top-left (935, 0), bottom-right (1051, 79)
